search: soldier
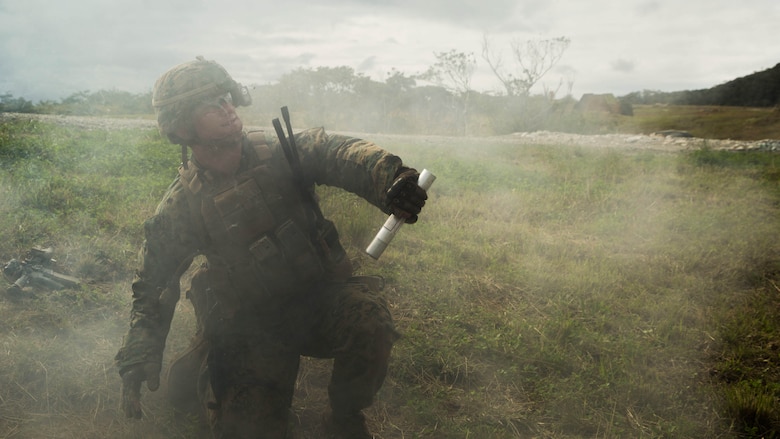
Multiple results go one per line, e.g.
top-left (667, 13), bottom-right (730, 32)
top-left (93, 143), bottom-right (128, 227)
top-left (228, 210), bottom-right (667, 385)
top-left (115, 56), bottom-right (427, 439)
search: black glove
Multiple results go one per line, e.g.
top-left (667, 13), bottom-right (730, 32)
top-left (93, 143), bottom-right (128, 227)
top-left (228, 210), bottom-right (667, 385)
top-left (120, 362), bottom-right (161, 419)
top-left (386, 167), bottom-right (428, 224)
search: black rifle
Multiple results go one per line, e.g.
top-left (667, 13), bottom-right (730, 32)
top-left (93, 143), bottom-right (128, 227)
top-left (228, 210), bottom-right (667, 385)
top-left (3, 247), bottom-right (81, 296)
top-left (272, 107), bottom-right (346, 263)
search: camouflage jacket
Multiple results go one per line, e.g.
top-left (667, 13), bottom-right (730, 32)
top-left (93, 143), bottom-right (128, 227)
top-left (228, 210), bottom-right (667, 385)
top-left (115, 127), bottom-right (403, 372)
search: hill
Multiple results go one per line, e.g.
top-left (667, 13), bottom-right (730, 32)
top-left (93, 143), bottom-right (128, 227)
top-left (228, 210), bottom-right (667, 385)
top-left (686, 62), bottom-right (780, 107)
top-left (622, 62), bottom-right (780, 107)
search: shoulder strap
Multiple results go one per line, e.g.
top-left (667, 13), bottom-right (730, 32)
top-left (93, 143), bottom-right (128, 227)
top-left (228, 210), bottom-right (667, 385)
top-left (178, 164), bottom-right (203, 194)
top-left (246, 130), bottom-right (272, 162)
top-left (177, 164), bottom-right (211, 247)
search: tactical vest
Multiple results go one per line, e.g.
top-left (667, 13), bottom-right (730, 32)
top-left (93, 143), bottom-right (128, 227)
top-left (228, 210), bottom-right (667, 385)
top-left (178, 131), bottom-right (351, 305)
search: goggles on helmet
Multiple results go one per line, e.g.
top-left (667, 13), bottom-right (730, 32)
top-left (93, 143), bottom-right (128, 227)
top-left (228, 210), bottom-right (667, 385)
top-left (194, 92), bottom-right (233, 111)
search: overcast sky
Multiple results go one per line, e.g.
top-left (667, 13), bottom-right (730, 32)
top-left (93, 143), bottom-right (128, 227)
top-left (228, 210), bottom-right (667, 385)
top-left (0, 0), bottom-right (777, 102)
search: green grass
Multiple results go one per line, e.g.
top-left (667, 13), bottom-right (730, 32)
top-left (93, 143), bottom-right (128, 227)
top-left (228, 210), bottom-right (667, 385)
top-left (540, 104), bottom-right (780, 140)
top-left (0, 117), bottom-right (779, 438)
top-left (621, 105), bottom-right (780, 140)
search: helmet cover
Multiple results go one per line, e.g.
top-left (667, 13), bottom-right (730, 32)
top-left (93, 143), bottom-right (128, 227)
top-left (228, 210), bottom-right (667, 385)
top-left (152, 56), bottom-right (251, 140)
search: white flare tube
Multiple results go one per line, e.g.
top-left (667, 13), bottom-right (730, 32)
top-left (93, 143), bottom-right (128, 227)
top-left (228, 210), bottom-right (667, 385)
top-left (366, 169), bottom-right (436, 260)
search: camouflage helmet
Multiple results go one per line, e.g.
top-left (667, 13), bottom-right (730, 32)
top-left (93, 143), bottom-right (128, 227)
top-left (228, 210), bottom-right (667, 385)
top-left (152, 56), bottom-right (252, 142)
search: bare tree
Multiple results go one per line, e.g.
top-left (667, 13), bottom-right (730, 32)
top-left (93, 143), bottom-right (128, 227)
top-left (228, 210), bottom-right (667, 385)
top-left (482, 34), bottom-right (571, 97)
top-left (418, 50), bottom-right (477, 135)
top-left (418, 50), bottom-right (476, 96)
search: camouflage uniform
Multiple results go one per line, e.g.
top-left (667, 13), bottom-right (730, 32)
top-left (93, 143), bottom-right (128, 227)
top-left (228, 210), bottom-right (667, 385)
top-left (116, 126), bottom-right (403, 438)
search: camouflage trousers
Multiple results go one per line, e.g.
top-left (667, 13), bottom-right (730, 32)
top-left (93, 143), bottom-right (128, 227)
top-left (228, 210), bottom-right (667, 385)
top-left (166, 269), bottom-right (398, 439)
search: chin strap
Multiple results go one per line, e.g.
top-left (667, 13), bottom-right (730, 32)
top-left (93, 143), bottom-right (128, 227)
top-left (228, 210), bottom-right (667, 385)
top-left (181, 145), bottom-right (189, 169)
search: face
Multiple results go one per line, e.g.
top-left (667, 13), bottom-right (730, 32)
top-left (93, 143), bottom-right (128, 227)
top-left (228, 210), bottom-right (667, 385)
top-left (190, 92), bottom-right (243, 146)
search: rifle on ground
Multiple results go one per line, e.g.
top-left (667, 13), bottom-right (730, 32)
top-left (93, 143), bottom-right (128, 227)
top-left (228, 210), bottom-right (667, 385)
top-left (2, 247), bottom-right (82, 297)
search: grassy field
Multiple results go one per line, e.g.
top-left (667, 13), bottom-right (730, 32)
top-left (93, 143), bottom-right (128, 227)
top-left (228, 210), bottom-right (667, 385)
top-left (583, 105), bottom-right (780, 141)
top-left (0, 116), bottom-right (779, 438)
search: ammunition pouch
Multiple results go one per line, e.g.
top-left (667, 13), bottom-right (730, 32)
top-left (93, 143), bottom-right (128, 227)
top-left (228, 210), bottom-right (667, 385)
top-left (179, 133), bottom-right (352, 310)
top-left (204, 174), bottom-right (326, 299)
top-left (248, 218), bottom-right (325, 291)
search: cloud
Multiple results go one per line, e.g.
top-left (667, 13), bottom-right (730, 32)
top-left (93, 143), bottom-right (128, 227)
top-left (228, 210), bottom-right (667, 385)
top-left (0, 0), bottom-right (776, 102)
top-left (611, 58), bottom-right (636, 73)
top-left (635, 1), bottom-right (661, 16)
top-left (357, 56), bottom-right (377, 73)
top-left (330, 0), bottom-right (533, 29)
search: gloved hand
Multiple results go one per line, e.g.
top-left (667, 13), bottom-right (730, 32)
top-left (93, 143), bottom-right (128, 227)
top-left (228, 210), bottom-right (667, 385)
top-left (120, 362), bottom-right (161, 419)
top-left (386, 167), bottom-right (428, 224)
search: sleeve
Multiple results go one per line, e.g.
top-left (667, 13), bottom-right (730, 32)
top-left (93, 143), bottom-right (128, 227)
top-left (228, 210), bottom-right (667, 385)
top-left (292, 127), bottom-right (404, 214)
top-left (115, 180), bottom-right (201, 374)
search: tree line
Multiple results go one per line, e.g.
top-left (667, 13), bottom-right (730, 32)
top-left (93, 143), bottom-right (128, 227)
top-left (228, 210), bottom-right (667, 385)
top-left (3, 39), bottom-right (775, 136)
top-left (0, 89), bottom-right (153, 117)
top-left (1, 38), bottom-right (591, 136)
top-left (0, 76), bottom-right (586, 137)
